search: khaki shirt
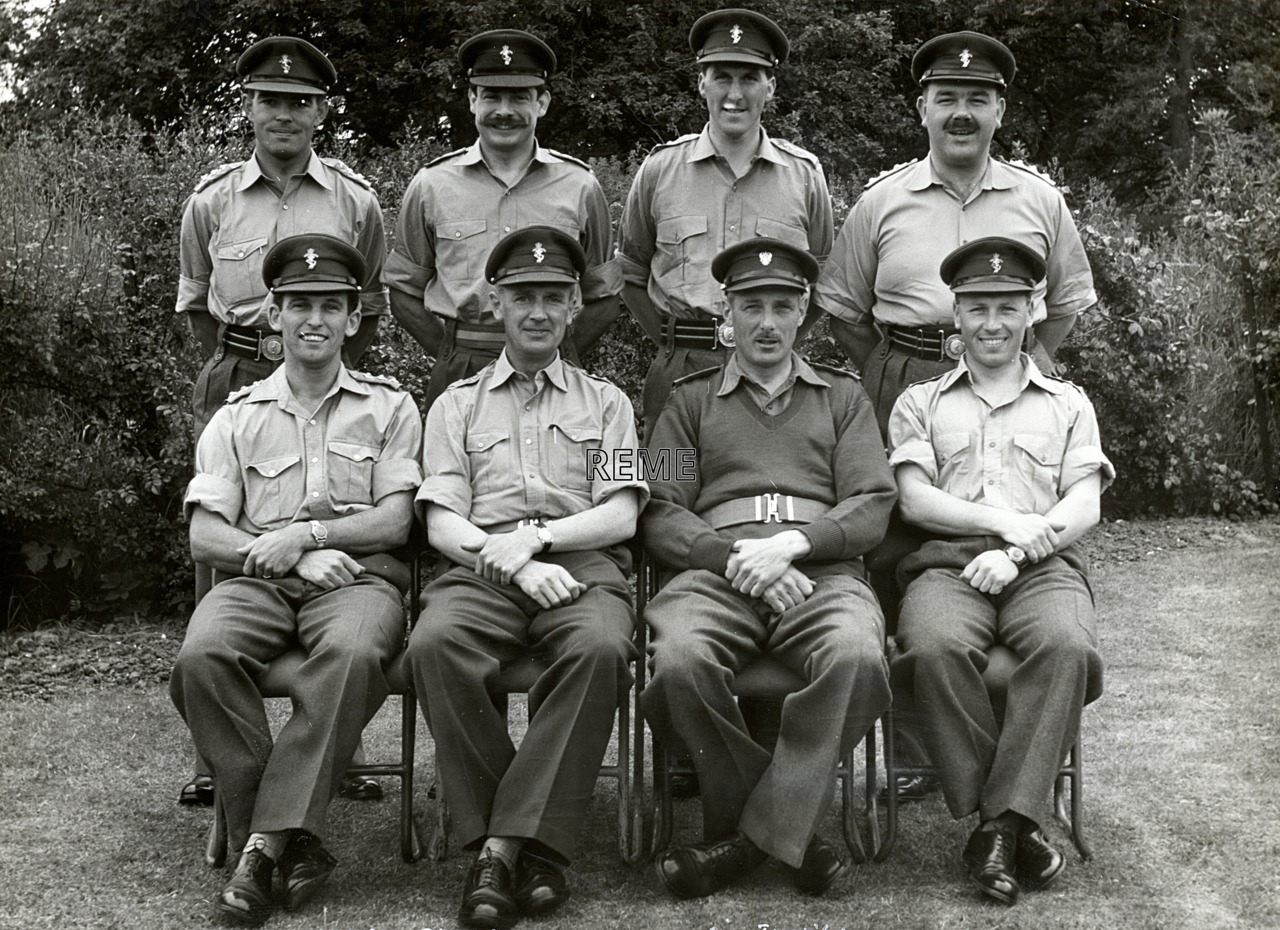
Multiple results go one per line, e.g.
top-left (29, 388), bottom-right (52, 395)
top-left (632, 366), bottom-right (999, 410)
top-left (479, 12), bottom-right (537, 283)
top-left (718, 352), bottom-right (829, 416)
top-left (418, 352), bottom-right (648, 527)
top-left (888, 355), bottom-right (1114, 516)
top-left (186, 366), bottom-right (422, 533)
top-left (815, 157), bottom-right (1096, 328)
top-left (177, 152), bottom-right (389, 328)
top-left (618, 125), bottom-right (833, 320)
top-left (383, 141), bottom-right (621, 324)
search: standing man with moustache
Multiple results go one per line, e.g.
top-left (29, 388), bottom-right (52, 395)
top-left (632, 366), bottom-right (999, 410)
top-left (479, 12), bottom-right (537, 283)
top-left (618, 7), bottom-right (833, 440)
top-left (385, 29), bottom-right (621, 411)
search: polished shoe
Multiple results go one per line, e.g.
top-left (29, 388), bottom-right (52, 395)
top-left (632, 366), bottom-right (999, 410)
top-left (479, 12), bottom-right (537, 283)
top-left (670, 770), bottom-right (701, 799)
top-left (179, 774), bottom-right (214, 807)
top-left (875, 772), bottom-right (939, 805)
top-left (216, 847), bottom-right (277, 925)
top-left (963, 822), bottom-right (1021, 905)
top-left (513, 850), bottom-right (571, 915)
top-left (1016, 828), bottom-right (1064, 891)
top-left (788, 833), bottom-right (848, 896)
top-left (458, 851), bottom-right (519, 930)
top-left (278, 834), bottom-right (337, 911)
top-left (338, 774), bottom-right (383, 801)
top-left (655, 831), bottom-right (767, 899)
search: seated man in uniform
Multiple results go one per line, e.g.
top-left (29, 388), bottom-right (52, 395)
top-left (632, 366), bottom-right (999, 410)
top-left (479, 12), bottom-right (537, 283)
top-left (641, 238), bottom-right (896, 898)
top-left (170, 235), bottom-right (422, 925)
top-left (406, 227), bottom-right (647, 929)
top-left (888, 237), bottom-right (1112, 905)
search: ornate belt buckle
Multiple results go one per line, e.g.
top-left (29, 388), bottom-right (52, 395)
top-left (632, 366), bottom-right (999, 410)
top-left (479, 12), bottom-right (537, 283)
top-left (943, 333), bottom-right (966, 360)
top-left (716, 319), bottom-right (736, 349)
top-left (759, 492), bottom-right (783, 524)
top-left (260, 334), bottom-right (285, 362)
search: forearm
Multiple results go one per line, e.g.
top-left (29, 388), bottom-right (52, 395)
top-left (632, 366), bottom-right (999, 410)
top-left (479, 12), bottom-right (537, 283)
top-left (622, 282), bottom-right (664, 345)
top-left (189, 509), bottom-right (258, 574)
top-left (571, 295), bottom-right (622, 357)
top-left (829, 316), bottom-right (878, 370)
top-left (544, 491), bottom-right (638, 552)
top-left (390, 288), bottom-right (446, 357)
top-left (898, 477), bottom-right (1022, 539)
top-left (187, 310), bottom-right (222, 357)
top-left (1033, 311), bottom-right (1080, 359)
top-left (642, 499), bottom-right (735, 574)
top-left (1043, 473), bottom-right (1102, 549)
top-left (426, 505), bottom-right (490, 569)
top-left (320, 493), bottom-right (415, 554)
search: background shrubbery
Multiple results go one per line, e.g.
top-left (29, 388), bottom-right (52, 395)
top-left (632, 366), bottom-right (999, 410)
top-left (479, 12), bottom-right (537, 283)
top-left (1, 0), bottom-right (1278, 626)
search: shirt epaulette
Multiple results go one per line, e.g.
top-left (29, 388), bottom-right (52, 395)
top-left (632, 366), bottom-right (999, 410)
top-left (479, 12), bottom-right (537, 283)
top-left (864, 159), bottom-right (918, 190)
top-left (649, 133), bottom-right (701, 156)
top-left (225, 379), bottom-right (264, 404)
top-left (425, 147), bottom-right (468, 168)
top-left (904, 370), bottom-right (951, 390)
top-left (193, 162), bottom-right (243, 193)
top-left (544, 148), bottom-right (593, 172)
top-left (444, 366), bottom-right (490, 393)
top-left (348, 369), bottom-right (402, 389)
top-left (1000, 158), bottom-right (1058, 187)
top-left (809, 361), bottom-right (861, 382)
top-left (772, 138), bottom-right (821, 166)
top-left (672, 365), bottom-right (723, 387)
top-left (321, 156), bottom-right (373, 191)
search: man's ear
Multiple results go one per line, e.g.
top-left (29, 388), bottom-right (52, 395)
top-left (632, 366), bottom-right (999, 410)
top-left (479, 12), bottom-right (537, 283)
top-left (267, 297), bottom-right (284, 332)
top-left (343, 302), bottom-right (362, 338)
top-left (488, 289), bottom-right (505, 321)
top-left (536, 88), bottom-right (551, 118)
top-left (916, 94), bottom-right (927, 126)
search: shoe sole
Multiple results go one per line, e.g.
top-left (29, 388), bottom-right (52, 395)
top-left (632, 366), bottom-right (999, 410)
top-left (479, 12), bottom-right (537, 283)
top-left (1019, 859), bottom-right (1065, 892)
top-left (969, 874), bottom-right (1019, 906)
top-left (795, 856), bottom-right (850, 897)
top-left (655, 858), bottom-right (710, 899)
top-left (518, 885), bottom-right (571, 916)
top-left (285, 875), bottom-right (332, 911)
top-left (458, 903), bottom-right (519, 930)
top-left (215, 896), bottom-right (274, 926)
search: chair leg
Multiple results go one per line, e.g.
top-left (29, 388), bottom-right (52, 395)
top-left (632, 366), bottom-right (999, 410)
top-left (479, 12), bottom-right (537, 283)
top-left (206, 790), bottom-right (228, 869)
top-left (650, 739), bottom-right (674, 859)
top-left (615, 684), bottom-right (636, 863)
top-left (875, 706), bottom-right (899, 863)
top-left (1055, 736), bottom-right (1091, 861)
top-left (428, 757), bottom-right (449, 862)
top-left (840, 747), bottom-right (867, 864)
top-left (399, 689), bottom-right (421, 863)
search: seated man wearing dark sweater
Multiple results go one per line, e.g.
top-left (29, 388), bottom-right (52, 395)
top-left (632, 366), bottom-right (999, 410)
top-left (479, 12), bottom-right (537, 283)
top-left (641, 238), bottom-right (897, 898)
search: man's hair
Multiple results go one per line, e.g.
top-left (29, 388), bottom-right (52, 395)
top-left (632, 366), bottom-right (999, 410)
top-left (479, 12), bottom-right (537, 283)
top-left (277, 291), bottom-right (360, 313)
top-left (699, 62), bottom-right (774, 80)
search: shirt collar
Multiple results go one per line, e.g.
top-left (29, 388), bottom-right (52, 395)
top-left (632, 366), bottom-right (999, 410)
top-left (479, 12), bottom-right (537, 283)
top-left (907, 155), bottom-right (1013, 193)
top-left (240, 150), bottom-right (329, 192)
top-left (939, 353), bottom-right (1063, 395)
top-left (716, 351), bottom-right (829, 396)
top-left (459, 139), bottom-right (556, 169)
top-left (244, 363), bottom-right (369, 405)
top-left (489, 349), bottom-right (568, 392)
top-left (688, 124), bottom-right (786, 166)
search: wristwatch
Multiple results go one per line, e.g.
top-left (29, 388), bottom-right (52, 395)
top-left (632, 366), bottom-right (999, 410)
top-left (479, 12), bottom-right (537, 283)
top-left (1002, 544), bottom-right (1027, 570)
top-left (309, 520), bottom-right (329, 549)
top-left (535, 519), bottom-right (554, 554)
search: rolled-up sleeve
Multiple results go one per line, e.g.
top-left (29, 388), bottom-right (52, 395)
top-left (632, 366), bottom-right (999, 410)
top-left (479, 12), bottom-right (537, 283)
top-left (813, 196), bottom-right (875, 325)
top-left (416, 394), bottom-right (473, 522)
top-left (1060, 394), bottom-right (1115, 494)
top-left (383, 173), bottom-right (434, 301)
top-left (176, 194), bottom-right (211, 316)
top-left (887, 388), bottom-right (939, 480)
top-left (1045, 194), bottom-right (1097, 319)
top-left (356, 194), bottom-right (390, 316)
top-left (579, 178), bottom-right (623, 303)
top-left (617, 159), bottom-right (656, 289)
top-left (592, 390), bottom-right (650, 508)
top-left (372, 393), bottom-right (423, 501)
top-left (185, 409), bottom-right (243, 523)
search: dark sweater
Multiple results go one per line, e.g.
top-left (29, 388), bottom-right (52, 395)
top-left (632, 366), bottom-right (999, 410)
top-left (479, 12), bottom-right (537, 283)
top-left (642, 362), bottom-right (896, 578)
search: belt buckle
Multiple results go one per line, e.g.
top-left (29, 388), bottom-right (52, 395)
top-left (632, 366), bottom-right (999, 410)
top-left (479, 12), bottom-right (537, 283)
top-left (259, 334), bottom-right (285, 362)
top-left (757, 492), bottom-right (784, 524)
top-left (716, 319), bottom-right (736, 349)
top-left (943, 334), bottom-right (966, 360)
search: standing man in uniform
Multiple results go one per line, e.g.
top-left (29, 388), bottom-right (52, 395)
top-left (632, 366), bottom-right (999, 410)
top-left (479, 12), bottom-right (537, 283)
top-left (643, 239), bottom-right (895, 899)
top-left (618, 8), bottom-right (834, 439)
top-left (812, 31), bottom-right (1097, 800)
top-left (384, 29), bottom-right (621, 411)
top-left (888, 237), bottom-right (1111, 904)
top-left (175, 35), bottom-right (390, 807)
top-left (407, 228), bottom-right (646, 929)
top-left (171, 235), bottom-right (422, 925)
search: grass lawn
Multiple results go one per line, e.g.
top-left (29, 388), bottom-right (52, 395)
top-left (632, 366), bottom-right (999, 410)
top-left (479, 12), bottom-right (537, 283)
top-left (1, 519), bottom-right (1277, 930)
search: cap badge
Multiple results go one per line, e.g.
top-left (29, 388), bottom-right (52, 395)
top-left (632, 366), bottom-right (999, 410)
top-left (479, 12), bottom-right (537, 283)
top-left (989, 252), bottom-right (1003, 274)
top-left (304, 248), bottom-right (318, 270)
top-left (532, 242), bottom-right (546, 263)
top-left (280, 54), bottom-right (292, 74)
top-left (730, 24), bottom-right (743, 44)
top-left (758, 251), bottom-right (773, 266)
top-left (959, 48), bottom-right (972, 68)
top-left (500, 45), bottom-right (513, 65)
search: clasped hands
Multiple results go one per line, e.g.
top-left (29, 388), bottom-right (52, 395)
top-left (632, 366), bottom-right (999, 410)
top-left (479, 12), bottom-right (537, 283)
top-left (726, 530), bottom-right (814, 614)
top-left (463, 527), bottom-right (585, 610)
top-left (962, 513), bottom-right (1066, 595)
top-left (238, 523), bottom-right (365, 590)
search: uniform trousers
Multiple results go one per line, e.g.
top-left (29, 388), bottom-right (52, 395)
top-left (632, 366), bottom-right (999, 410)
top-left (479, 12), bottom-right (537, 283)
top-left (642, 570), bottom-right (890, 868)
top-left (408, 550), bottom-right (635, 863)
top-left (169, 574), bottom-right (404, 856)
top-left (893, 548), bottom-right (1103, 825)
top-left (641, 345), bottom-right (729, 443)
top-left (192, 345), bottom-right (279, 439)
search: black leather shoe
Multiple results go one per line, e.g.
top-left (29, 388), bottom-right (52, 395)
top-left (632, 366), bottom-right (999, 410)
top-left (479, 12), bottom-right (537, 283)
top-left (788, 833), bottom-right (848, 896)
top-left (216, 848), bottom-right (277, 925)
top-left (179, 774), bottom-right (214, 807)
top-left (1016, 828), bottom-right (1064, 891)
top-left (655, 831), bottom-right (767, 899)
top-left (278, 834), bottom-right (337, 911)
top-left (459, 851), bottom-right (518, 930)
top-left (963, 822), bottom-right (1021, 905)
top-left (876, 773), bottom-right (939, 805)
top-left (338, 775), bottom-right (383, 801)
top-left (513, 850), bottom-right (570, 915)
top-left (670, 770), bottom-right (701, 799)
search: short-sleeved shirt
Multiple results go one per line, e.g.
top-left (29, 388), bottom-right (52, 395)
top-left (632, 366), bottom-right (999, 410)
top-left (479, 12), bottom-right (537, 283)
top-left (382, 141), bottom-right (621, 325)
top-left (418, 352), bottom-right (648, 528)
top-left (887, 355), bottom-right (1114, 516)
top-left (815, 157), bottom-right (1096, 328)
top-left (177, 152), bottom-right (389, 328)
top-left (186, 365), bottom-right (422, 533)
top-left (617, 125), bottom-right (834, 320)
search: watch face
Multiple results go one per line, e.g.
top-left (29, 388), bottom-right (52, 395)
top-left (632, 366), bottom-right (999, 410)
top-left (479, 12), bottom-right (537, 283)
top-left (1005, 545), bottom-right (1026, 565)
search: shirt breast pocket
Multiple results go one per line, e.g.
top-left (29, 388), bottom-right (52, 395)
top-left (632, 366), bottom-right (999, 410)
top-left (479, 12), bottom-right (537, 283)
top-left (548, 419), bottom-right (604, 495)
top-left (933, 430), bottom-right (973, 488)
top-left (328, 441), bottom-right (377, 506)
top-left (435, 219), bottom-right (489, 282)
top-left (466, 431), bottom-right (512, 497)
top-left (654, 215), bottom-right (709, 293)
top-left (754, 216), bottom-right (809, 249)
top-left (213, 236), bottom-right (269, 304)
top-left (245, 453), bottom-right (301, 525)
top-left (1011, 432), bottom-right (1063, 511)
